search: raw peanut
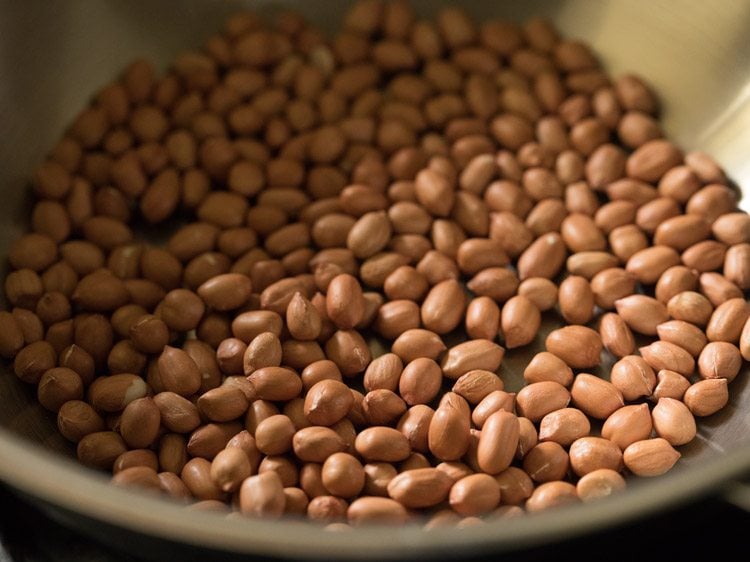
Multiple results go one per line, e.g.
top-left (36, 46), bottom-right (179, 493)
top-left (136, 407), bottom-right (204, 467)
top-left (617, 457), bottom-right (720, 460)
top-left (568, 437), bottom-right (622, 476)
top-left (255, 415), bottom-right (295, 455)
top-left (197, 386), bottom-right (249, 422)
top-left (153, 392), bottom-right (201, 434)
top-left (635, 197), bottom-right (681, 234)
top-left (293, 426), bottom-right (346, 463)
top-left (232, 310), bottom-right (284, 342)
top-left (415, 168), bottom-right (455, 217)
top-left (421, 279), bottom-right (466, 334)
top-left (466, 267), bottom-right (519, 302)
top-left (653, 214), bottom-right (711, 250)
top-left (523, 352), bottom-right (573, 387)
top-left (114, 467), bottom-right (161, 492)
top-left (355, 427), bottom-right (411, 462)
top-left (682, 240), bottom-right (727, 273)
top-left (465, 297), bottom-right (501, 341)
top-left (456, 239), bottom-right (509, 274)
top-left (516, 417), bottom-right (538, 461)
top-left (113, 450), bottom-right (159, 475)
top-left (240, 472), bottom-right (285, 518)
top-left (374, 300), bottom-right (420, 340)
top-left (610, 356), bottom-right (656, 401)
top-left (609, 224), bottom-right (648, 262)
top-left (440, 339), bottom-right (505, 379)
top-left (686, 185), bottom-right (736, 223)
top-left (626, 246), bottom-right (680, 285)
top-left (615, 295), bottom-right (668, 336)
top-left (526, 199), bottom-right (567, 236)
top-left (545, 326), bottom-right (602, 369)
top-left (322, 453), bottom-right (366, 499)
top-left (516, 382), bottom-right (571, 422)
top-left (699, 272), bottom-right (743, 307)
top-left (476, 411), bottom-right (520, 474)
top-left (362, 389), bottom-right (406, 426)
top-left (243, 332), bottom-right (283, 376)
top-left (599, 313), bottom-right (636, 358)
top-left (57, 400), bottom-right (105, 442)
top-left (77, 431), bottom-right (127, 470)
top-left (391, 329), bottom-right (446, 362)
top-left (517, 232), bottom-right (567, 280)
top-left (362, 462), bottom-right (398, 498)
top-left (160, 289), bottom-right (205, 332)
top-left (525, 481), bottom-right (579, 512)
top-left (325, 329), bottom-right (372, 376)
top-left (452, 370), bottom-right (503, 405)
top-left (626, 139), bottom-right (682, 182)
top-left (197, 273), bottom-right (253, 311)
top-left (652, 369), bottom-right (691, 401)
top-left (489, 212), bottom-right (534, 258)
top-left (347, 211), bottom-right (392, 259)
top-left (667, 291), bottom-right (713, 327)
top-left (655, 265), bottom-right (699, 304)
top-left (712, 212), bottom-right (750, 245)
top-left (187, 422), bottom-right (242, 461)
top-left (471, 391), bottom-right (515, 428)
top-left (651, 397), bottom-right (696, 446)
top-left (211, 447), bottom-right (252, 492)
top-left (640, 341), bottom-right (695, 376)
top-left (558, 276), bottom-right (594, 325)
top-left (517, 277), bottom-right (558, 311)
top-left (493, 467), bottom-right (533, 507)
top-left (576, 469), bottom-right (626, 502)
top-left (326, 274), bottom-right (365, 330)
top-left (428, 393), bottom-right (471, 462)
top-left (594, 200), bottom-right (636, 233)
top-left (87, 373), bottom-right (148, 412)
top-left (37, 367), bottom-right (83, 412)
top-left (249, 367), bottom-right (303, 401)
top-left (705, 298), bottom-right (749, 343)
top-left (363, 353), bottom-right (403, 392)
top-left (560, 214), bottom-right (606, 253)
top-left (570, 374), bottom-right (624, 420)
top-left (684, 379), bottom-right (729, 417)
top-left (72, 270), bottom-right (129, 312)
top-left (566, 251), bottom-right (619, 280)
top-left (286, 292), bottom-right (322, 341)
top-left (260, 278), bottom-right (307, 315)
top-left (601, 404), bottom-right (653, 450)
top-left (697, 341), bottom-right (742, 382)
top-left (500, 295), bottom-right (540, 349)
top-left (743, 316), bottom-right (750, 360)
top-left (386, 468), bottom-right (452, 508)
top-left (397, 405), bottom-right (434, 453)
top-left (120, 397), bottom-right (160, 448)
top-left (157, 346), bottom-right (202, 397)
top-left (724, 243), bottom-right (750, 289)
top-left (449, 474), bottom-right (501, 516)
top-left (656, 320), bottom-right (707, 357)
top-left (129, 314), bottom-right (169, 354)
top-left (623, 438), bottom-right (680, 477)
top-left (383, 266), bottom-right (429, 301)
top-left (347, 497), bottom-right (408, 526)
top-left (538, 408), bottom-right (591, 446)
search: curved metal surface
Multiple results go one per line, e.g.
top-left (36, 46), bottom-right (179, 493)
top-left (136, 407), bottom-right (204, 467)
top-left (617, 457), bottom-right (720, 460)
top-left (1, 0), bottom-right (750, 557)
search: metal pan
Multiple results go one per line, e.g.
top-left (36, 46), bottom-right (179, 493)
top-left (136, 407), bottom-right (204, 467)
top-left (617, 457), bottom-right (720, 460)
top-left (1, 0), bottom-right (749, 558)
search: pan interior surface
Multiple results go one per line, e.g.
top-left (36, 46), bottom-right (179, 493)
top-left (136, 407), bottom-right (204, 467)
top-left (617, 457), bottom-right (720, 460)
top-left (1, 0), bottom-right (749, 557)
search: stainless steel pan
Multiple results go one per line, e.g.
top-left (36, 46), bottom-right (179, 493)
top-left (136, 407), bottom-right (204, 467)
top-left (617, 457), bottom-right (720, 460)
top-left (1, 0), bottom-right (750, 558)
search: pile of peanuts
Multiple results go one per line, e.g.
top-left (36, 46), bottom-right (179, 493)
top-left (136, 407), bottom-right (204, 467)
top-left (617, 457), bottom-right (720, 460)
top-left (1, 0), bottom-right (749, 528)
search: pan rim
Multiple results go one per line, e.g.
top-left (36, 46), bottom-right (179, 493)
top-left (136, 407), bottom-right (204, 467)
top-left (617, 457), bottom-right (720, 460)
top-left (0, 427), bottom-right (748, 558)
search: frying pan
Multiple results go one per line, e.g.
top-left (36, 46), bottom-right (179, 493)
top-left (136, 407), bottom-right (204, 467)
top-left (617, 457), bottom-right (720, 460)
top-left (1, 0), bottom-right (750, 559)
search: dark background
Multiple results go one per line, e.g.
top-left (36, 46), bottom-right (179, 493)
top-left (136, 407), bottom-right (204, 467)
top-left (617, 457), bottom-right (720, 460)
top-left (1, 483), bottom-right (747, 562)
